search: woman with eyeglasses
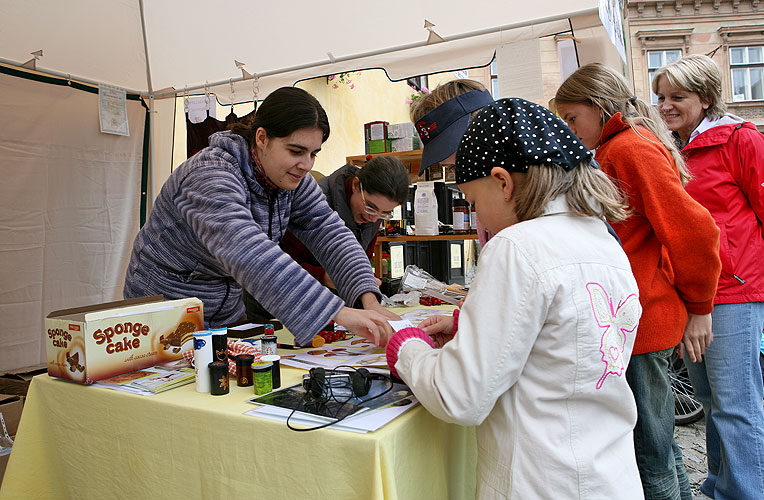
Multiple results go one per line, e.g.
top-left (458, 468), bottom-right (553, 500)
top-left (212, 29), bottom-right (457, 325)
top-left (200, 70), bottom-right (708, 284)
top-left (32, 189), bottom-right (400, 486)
top-left (244, 156), bottom-right (410, 321)
top-left (124, 87), bottom-right (397, 347)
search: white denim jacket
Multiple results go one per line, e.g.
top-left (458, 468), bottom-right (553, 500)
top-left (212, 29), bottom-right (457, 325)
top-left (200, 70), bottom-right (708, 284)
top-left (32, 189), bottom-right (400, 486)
top-left (395, 198), bottom-right (644, 499)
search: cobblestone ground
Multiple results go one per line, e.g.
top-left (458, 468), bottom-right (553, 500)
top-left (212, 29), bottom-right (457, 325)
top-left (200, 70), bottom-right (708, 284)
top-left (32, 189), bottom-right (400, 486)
top-left (674, 416), bottom-right (709, 499)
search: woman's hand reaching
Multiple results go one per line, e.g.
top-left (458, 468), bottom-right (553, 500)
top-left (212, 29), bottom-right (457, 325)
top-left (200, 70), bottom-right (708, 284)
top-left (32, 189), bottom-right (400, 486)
top-left (334, 307), bottom-right (394, 346)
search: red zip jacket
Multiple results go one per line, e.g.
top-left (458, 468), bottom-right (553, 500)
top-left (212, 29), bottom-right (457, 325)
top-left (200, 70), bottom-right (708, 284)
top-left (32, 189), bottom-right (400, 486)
top-left (682, 121), bottom-right (764, 304)
top-left (596, 114), bottom-right (721, 354)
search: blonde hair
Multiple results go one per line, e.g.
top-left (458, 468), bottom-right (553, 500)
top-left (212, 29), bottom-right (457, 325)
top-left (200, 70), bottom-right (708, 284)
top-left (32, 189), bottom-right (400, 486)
top-left (513, 162), bottom-right (630, 223)
top-left (410, 79), bottom-right (486, 122)
top-left (651, 54), bottom-right (726, 119)
top-left (555, 63), bottom-right (691, 185)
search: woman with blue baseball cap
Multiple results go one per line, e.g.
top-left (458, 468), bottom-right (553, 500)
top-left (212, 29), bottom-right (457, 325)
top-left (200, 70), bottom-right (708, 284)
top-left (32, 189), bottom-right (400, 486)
top-left (410, 80), bottom-right (495, 246)
top-left (410, 80), bottom-right (495, 176)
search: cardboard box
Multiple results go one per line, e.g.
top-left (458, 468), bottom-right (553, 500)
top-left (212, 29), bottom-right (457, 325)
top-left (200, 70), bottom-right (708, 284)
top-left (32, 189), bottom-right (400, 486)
top-left (45, 296), bottom-right (204, 384)
top-left (390, 136), bottom-right (422, 152)
top-left (0, 394), bottom-right (23, 486)
top-left (387, 122), bottom-right (416, 139)
top-left (0, 364), bottom-right (47, 398)
top-left (0, 395), bottom-right (22, 438)
top-left (364, 121), bottom-right (390, 154)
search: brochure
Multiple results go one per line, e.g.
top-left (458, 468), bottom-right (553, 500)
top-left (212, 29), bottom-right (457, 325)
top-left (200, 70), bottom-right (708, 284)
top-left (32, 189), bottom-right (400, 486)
top-left (95, 366), bottom-right (194, 395)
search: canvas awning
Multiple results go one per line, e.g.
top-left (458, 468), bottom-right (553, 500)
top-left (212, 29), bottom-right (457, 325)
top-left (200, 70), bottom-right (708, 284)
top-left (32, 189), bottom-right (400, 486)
top-left (1, 0), bottom-right (599, 101)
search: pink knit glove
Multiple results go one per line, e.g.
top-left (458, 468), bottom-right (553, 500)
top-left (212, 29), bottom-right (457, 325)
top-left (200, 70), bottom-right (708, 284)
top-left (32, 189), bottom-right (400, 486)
top-left (452, 308), bottom-right (460, 336)
top-left (385, 327), bottom-right (435, 379)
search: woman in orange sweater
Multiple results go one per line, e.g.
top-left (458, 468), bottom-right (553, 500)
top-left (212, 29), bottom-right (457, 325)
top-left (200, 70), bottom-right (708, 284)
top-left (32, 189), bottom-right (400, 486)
top-left (555, 63), bottom-right (721, 500)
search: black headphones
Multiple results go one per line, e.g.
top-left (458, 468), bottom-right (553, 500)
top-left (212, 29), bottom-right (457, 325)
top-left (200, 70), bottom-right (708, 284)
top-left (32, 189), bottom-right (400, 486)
top-left (305, 367), bottom-right (372, 400)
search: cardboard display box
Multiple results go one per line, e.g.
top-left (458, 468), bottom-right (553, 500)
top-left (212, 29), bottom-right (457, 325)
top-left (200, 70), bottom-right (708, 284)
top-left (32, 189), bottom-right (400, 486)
top-left (0, 394), bottom-right (23, 485)
top-left (45, 296), bottom-right (204, 384)
top-left (0, 364), bottom-right (47, 398)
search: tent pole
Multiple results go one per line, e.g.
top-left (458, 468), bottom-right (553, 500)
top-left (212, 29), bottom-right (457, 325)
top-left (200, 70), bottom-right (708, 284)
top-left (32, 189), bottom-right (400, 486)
top-left (138, 0), bottom-right (156, 220)
top-left (152, 7), bottom-right (599, 98)
top-left (0, 58), bottom-right (146, 95)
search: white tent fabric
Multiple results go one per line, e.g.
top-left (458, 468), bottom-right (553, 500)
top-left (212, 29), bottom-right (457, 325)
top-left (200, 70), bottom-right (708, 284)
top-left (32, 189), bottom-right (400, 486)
top-left (0, 0), bottom-right (613, 372)
top-left (1, 0), bottom-right (598, 101)
top-left (0, 72), bottom-right (146, 371)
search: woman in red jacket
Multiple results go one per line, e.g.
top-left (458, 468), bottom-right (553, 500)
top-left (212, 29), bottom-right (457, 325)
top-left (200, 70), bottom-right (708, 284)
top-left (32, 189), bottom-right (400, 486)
top-left (653, 53), bottom-right (764, 500)
top-left (555, 63), bottom-right (721, 500)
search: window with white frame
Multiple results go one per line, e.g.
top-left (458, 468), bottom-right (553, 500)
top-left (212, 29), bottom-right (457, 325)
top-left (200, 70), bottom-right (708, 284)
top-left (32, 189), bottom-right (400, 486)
top-left (647, 49), bottom-right (682, 104)
top-left (730, 46), bottom-right (763, 102)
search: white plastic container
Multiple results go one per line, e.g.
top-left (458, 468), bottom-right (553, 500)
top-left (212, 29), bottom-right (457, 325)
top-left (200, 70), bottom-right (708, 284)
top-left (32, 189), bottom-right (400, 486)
top-left (192, 330), bottom-right (213, 392)
top-left (414, 181), bottom-right (439, 236)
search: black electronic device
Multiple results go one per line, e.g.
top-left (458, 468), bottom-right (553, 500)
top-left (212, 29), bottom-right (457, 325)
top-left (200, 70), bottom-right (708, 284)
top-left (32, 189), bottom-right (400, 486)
top-left (302, 367), bottom-right (373, 400)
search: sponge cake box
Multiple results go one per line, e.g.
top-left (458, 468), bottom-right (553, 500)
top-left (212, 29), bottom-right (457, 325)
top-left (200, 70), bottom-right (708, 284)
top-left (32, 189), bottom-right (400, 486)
top-left (45, 296), bottom-right (204, 384)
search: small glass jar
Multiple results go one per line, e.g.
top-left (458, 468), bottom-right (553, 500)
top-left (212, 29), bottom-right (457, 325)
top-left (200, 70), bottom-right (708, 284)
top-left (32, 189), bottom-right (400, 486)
top-left (452, 199), bottom-right (470, 234)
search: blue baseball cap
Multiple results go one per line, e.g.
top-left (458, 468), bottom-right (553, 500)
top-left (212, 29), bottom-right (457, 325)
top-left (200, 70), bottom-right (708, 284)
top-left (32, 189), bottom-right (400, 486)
top-left (415, 89), bottom-right (495, 175)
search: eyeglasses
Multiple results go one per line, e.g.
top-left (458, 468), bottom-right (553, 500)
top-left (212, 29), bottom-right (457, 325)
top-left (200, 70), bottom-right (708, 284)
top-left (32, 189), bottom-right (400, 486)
top-left (359, 182), bottom-right (395, 220)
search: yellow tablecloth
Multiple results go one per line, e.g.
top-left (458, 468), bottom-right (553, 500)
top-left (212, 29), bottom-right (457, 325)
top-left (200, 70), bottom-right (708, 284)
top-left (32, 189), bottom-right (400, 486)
top-left (0, 307), bottom-right (476, 500)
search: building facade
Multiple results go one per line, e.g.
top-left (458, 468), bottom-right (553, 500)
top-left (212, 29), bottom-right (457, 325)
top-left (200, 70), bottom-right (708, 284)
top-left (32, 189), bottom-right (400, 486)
top-left (628, 0), bottom-right (764, 131)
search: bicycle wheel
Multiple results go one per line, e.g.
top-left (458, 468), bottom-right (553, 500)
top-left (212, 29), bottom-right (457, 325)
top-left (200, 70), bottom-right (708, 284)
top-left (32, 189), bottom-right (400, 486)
top-left (669, 350), bottom-right (704, 425)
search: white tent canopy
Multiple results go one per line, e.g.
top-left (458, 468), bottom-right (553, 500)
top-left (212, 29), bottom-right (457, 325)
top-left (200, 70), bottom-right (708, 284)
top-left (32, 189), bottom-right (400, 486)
top-left (1, 0), bottom-right (617, 372)
top-left (1, 0), bottom-right (598, 101)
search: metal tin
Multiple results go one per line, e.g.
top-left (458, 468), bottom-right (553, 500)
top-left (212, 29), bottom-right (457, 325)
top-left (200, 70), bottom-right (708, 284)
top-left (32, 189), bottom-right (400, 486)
top-left (261, 334), bottom-right (278, 356)
top-left (210, 327), bottom-right (228, 363)
top-left (260, 354), bottom-right (281, 389)
top-left (235, 354), bottom-right (254, 387)
top-left (252, 362), bottom-right (273, 395)
top-left (208, 361), bottom-right (229, 395)
top-left (192, 330), bottom-right (213, 393)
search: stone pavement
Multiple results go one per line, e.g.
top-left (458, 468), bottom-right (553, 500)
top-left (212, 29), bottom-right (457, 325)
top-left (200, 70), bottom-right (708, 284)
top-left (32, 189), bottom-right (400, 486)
top-left (674, 416), bottom-right (709, 499)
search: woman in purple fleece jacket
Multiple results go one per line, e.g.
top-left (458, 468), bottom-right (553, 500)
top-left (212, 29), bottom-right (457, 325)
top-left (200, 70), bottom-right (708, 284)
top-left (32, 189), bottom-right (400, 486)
top-left (124, 87), bottom-right (397, 346)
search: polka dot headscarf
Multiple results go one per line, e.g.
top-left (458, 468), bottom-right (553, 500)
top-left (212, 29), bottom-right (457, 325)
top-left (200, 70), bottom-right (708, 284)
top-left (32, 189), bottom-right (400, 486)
top-left (454, 98), bottom-right (593, 184)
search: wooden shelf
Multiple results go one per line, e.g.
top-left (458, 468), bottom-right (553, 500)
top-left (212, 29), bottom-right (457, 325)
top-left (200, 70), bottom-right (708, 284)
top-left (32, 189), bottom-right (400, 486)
top-left (347, 150), bottom-right (425, 183)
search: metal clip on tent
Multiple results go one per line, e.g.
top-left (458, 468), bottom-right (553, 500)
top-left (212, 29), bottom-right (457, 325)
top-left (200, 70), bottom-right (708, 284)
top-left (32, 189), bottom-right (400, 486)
top-left (229, 79), bottom-right (235, 114)
top-left (252, 76), bottom-right (259, 112)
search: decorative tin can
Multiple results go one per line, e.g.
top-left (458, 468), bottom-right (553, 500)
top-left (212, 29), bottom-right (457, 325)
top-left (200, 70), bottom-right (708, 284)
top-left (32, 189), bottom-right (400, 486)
top-left (192, 330), bottom-right (213, 393)
top-left (235, 354), bottom-right (254, 387)
top-left (260, 354), bottom-right (281, 389)
top-left (252, 362), bottom-right (273, 395)
top-left (208, 361), bottom-right (229, 395)
top-left (261, 334), bottom-right (278, 356)
top-left (210, 327), bottom-right (228, 363)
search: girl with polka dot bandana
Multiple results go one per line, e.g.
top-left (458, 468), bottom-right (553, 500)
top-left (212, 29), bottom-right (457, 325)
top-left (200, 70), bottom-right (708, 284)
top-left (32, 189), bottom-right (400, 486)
top-left (386, 97), bottom-right (646, 498)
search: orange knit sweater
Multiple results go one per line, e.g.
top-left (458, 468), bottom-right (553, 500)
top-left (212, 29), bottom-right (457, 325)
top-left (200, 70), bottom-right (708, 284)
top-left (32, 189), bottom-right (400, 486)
top-left (596, 114), bottom-right (721, 355)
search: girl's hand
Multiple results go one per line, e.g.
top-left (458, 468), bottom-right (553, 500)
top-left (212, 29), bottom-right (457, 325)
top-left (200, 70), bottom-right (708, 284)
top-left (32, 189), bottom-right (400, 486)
top-left (418, 315), bottom-right (455, 348)
top-left (680, 312), bottom-right (713, 363)
top-left (334, 307), bottom-right (394, 346)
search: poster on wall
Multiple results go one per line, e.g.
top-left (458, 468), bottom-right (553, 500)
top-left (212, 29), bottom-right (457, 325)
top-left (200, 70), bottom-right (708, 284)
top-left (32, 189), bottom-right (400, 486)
top-left (599, 0), bottom-right (627, 63)
top-left (98, 83), bottom-right (129, 136)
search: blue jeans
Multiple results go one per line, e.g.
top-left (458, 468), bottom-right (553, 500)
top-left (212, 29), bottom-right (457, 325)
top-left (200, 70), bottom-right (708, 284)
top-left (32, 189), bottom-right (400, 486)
top-left (684, 302), bottom-right (764, 500)
top-left (627, 348), bottom-right (692, 500)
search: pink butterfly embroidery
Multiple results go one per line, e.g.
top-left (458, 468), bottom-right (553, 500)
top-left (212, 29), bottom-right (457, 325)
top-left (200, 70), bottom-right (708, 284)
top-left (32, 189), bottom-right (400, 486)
top-left (586, 282), bottom-right (641, 389)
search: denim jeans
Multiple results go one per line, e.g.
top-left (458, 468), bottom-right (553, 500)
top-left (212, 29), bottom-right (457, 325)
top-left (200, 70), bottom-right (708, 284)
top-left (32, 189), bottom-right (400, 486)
top-left (684, 301), bottom-right (764, 500)
top-left (627, 348), bottom-right (692, 500)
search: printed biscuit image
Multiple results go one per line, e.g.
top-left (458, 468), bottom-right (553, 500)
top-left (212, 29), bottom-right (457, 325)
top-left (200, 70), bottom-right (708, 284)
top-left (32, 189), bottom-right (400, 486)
top-left (66, 351), bottom-right (85, 373)
top-left (159, 321), bottom-right (196, 353)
